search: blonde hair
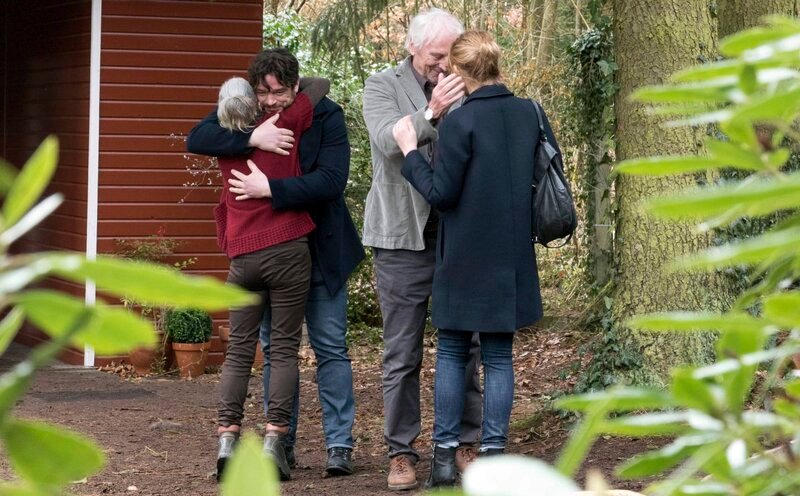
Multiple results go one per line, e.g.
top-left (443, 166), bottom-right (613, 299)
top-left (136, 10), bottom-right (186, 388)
top-left (448, 31), bottom-right (502, 85)
top-left (217, 77), bottom-right (258, 132)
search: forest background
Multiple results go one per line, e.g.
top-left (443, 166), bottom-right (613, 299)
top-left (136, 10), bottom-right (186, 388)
top-left (263, 0), bottom-right (800, 390)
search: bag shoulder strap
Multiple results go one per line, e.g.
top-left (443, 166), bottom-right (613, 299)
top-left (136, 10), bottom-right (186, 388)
top-left (529, 99), bottom-right (547, 142)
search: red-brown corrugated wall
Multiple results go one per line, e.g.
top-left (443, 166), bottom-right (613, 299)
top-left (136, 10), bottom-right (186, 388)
top-left (97, 0), bottom-right (264, 365)
top-left (3, 1), bottom-right (93, 363)
top-left (3, 0), bottom-right (264, 365)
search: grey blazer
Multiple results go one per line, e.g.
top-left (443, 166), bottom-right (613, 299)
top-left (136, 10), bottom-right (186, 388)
top-left (362, 57), bottom-right (446, 250)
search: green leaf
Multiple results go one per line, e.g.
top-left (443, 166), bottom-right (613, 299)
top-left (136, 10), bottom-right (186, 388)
top-left (693, 345), bottom-right (800, 379)
top-left (0, 483), bottom-right (50, 496)
top-left (0, 194), bottom-right (63, 248)
top-left (671, 369), bottom-right (717, 414)
top-left (2, 418), bottom-right (104, 487)
top-left (633, 84), bottom-right (732, 104)
top-left (671, 59), bottom-right (758, 82)
top-left (0, 159), bottom-right (17, 197)
top-left (773, 397), bottom-right (800, 420)
top-left (555, 387), bottom-right (673, 413)
top-left (705, 139), bottom-right (764, 171)
top-left (762, 293), bottom-right (800, 328)
top-left (716, 326), bottom-right (769, 357)
top-left (614, 156), bottom-right (722, 177)
top-left (647, 174), bottom-right (800, 220)
top-left (677, 227), bottom-right (800, 270)
top-left (2, 137), bottom-right (58, 227)
top-left (720, 26), bottom-right (800, 57)
top-left (742, 63), bottom-right (761, 95)
top-left (628, 312), bottom-right (765, 333)
top-left (556, 400), bottom-right (610, 477)
top-left (49, 254), bottom-right (257, 311)
top-left (0, 308), bottom-right (24, 357)
top-left (721, 118), bottom-right (760, 149)
top-left (617, 434), bottom-right (720, 479)
top-left (765, 147), bottom-right (791, 171)
top-left (220, 434), bottom-right (279, 495)
top-left (14, 290), bottom-right (155, 354)
top-left (785, 379), bottom-right (800, 399)
top-left (730, 86), bottom-right (800, 123)
top-left (741, 411), bottom-right (793, 432)
top-left (603, 411), bottom-right (690, 437)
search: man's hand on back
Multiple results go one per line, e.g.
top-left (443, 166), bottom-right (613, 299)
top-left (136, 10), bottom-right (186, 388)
top-left (229, 160), bottom-right (272, 200)
top-left (249, 113), bottom-right (295, 155)
top-left (427, 73), bottom-right (466, 119)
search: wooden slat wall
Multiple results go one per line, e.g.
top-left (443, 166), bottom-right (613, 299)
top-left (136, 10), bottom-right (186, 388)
top-left (99, 0), bottom-right (264, 364)
top-left (4, 1), bottom-right (91, 254)
top-left (4, 1), bottom-right (93, 361)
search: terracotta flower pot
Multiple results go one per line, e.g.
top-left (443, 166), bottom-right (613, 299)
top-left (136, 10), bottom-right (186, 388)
top-left (128, 346), bottom-right (158, 376)
top-left (172, 341), bottom-right (210, 378)
top-left (218, 325), bottom-right (264, 368)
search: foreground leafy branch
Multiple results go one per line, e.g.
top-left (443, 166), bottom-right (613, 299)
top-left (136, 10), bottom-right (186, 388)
top-left (0, 137), bottom-right (258, 495)
top-left (555, 16), bottom-right (800, 496)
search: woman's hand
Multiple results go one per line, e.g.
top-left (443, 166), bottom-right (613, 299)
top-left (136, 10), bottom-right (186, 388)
top-left (228, 160), bottom-right (272, 200)
top-left (392, 116), bottom-right (418, 156)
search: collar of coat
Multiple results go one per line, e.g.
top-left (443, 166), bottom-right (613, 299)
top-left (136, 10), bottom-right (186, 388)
top-left (396, 57), bottom-right (428, 110)
top-left (463, 84), bottom-right (513, 105)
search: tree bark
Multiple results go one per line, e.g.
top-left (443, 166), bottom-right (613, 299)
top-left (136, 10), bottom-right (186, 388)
top-left (718, 0), bottom-right (798, 38)
top-left (537, 0), bottom-right (558, 66)
top-left (525, 0), bottom-right (542, 60)
top-left (611, 0), bottom-right (733, 386)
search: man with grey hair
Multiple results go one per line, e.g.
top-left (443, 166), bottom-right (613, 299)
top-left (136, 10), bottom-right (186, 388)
top-left (362, 7), bottom-right (482, 491)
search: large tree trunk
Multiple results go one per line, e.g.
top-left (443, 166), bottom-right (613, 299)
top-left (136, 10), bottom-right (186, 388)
top-left (537, 0), bottom-right (558, 67)
top-left (611, 0), bottom-right (733, 386)
top-left (718, 0), bottom-right (798, 38)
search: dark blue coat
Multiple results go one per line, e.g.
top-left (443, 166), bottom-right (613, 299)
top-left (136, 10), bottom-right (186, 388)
top-left (402, 84), bottom-right (556, 332)
top-left (186, 97), bottom-right (365, 296)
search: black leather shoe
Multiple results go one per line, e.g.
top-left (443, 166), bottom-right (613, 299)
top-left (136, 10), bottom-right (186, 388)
top-left (478, 447), bottom-right (505, 457)
top-left (325, 447), bottom-right (354, 476)
top-left (425, 445), bottom-right (457, 488)
top-left (216, 431), bottom-right (239, 482)
top-left (284, 445), bottom-right (297, 469)
top-left (263, 432), bottom-right (291, 481)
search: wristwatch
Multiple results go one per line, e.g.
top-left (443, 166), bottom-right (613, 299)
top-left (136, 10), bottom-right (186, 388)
top-left (424, 106), bottom-right (435, 122)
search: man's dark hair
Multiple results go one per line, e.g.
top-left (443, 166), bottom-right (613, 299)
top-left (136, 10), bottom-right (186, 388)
top-left (247, 47), bottom-right (300, 90)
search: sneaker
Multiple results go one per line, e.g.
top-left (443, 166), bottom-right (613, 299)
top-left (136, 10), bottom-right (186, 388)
top-left (478, 447), bottom-right (505, 457)
top-left (455, 445), bottom-right (477, 474)
top-left (325, 447), bottom-right (354, 476)
top-left (216, 431), bottom-right (239, 482)
top-left (387, 454), bottom-right (418, 491)
top-left (263, 431), bottom-right (291, 481)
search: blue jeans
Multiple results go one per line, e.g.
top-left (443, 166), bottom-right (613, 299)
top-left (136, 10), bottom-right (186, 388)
top-left (261, 279), bottom-right (355, 449)
top-left (433, 329), bottom-right (514, 450)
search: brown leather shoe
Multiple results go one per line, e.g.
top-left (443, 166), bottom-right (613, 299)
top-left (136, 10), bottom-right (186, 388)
top-left (387, 455), bottom-right (419, 491)
top-left (455, 446), bottom-right (477, 474)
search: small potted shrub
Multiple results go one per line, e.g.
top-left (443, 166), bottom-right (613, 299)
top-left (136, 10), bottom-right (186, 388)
top-left (165, 308), bottom-right (212, 378)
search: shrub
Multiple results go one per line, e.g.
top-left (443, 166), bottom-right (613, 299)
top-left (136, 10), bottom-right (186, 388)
top-left (165, 308), bottom-right (213, 344)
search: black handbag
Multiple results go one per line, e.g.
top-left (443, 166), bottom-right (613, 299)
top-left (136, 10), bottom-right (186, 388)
top-left (530, 100), bottom-right (578, 247)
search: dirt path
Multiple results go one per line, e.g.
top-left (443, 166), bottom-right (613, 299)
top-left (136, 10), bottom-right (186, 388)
top-left (2, 329), bottom-right (651, 495)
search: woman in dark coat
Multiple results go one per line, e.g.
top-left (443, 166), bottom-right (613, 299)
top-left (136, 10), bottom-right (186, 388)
top-left (392, 30), bottom-right (560, 487)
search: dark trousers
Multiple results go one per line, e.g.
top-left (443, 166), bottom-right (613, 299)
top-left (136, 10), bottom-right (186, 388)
top-left (373, 242), bottom-right (482, 462)
top-left (218, 237), bottom-right (311, 428)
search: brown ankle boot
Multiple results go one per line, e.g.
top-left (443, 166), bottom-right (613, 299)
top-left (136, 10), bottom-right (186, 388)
top-left (387, 454), bottom-right (418, 491)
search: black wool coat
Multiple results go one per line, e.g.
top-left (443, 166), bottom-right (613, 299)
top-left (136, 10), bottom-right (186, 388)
top-left (402, 84), bottom-right (558, 332)
top-left (187, 98), bottom-right (365, 296)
